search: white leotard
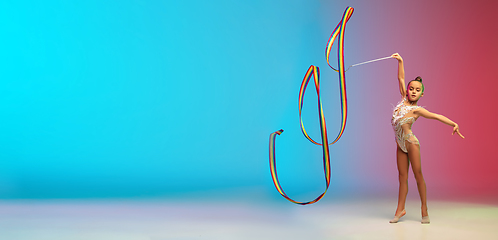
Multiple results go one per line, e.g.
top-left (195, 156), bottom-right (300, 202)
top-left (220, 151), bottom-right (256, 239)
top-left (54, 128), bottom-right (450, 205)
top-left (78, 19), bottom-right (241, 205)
top-left (392, 97), bottom-right (422, 153)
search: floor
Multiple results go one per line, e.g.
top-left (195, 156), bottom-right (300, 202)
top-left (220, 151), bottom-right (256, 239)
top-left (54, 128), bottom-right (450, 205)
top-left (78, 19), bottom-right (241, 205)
top-left (0, 198), bottom-right (497, 240)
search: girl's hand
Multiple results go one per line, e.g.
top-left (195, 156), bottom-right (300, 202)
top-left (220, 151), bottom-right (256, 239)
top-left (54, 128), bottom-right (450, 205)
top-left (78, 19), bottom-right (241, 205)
top-left (391, 53), bottom-right (403, 62)
top-left (452, 124), bottom-right (465, 139)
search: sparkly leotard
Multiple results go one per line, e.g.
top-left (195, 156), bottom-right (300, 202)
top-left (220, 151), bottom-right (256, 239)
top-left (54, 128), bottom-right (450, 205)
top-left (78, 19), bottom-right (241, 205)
top-left (392, 97), bottom-right (422, 153)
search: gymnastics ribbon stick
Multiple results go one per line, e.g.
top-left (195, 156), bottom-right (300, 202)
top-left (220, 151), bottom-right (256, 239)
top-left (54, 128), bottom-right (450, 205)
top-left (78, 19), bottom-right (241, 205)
top-left (269, 7), bottom-right (394, 205)
top-left (345, 56), bottom-right (392, 71)
top-left (269, 66), bottom-right (331, 205)
top-left (349, 56), bottom-right (391, 68)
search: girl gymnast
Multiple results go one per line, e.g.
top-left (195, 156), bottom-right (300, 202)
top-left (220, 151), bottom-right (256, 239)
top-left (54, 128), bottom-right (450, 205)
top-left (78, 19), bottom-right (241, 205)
top-left (389, 53), bottom-right (464, 224)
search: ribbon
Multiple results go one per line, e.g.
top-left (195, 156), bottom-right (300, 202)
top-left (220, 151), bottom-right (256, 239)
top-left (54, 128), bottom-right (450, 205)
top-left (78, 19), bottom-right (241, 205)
top-left (269, 7), bottom-right (354, 205)
top-left (324, 6), bottom-right (354, 143)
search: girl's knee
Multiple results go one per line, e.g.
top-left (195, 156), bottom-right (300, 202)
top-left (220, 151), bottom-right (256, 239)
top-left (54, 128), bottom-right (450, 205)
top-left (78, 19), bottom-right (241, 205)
top-left (399, 173), bottom-right (408, 182)
top-left (413, 171), bottom-right (424, 181)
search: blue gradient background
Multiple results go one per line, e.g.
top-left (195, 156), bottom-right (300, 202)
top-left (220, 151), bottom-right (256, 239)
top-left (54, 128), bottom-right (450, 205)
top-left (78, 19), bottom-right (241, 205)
top-left (1, 0), bottom-right (496, 201)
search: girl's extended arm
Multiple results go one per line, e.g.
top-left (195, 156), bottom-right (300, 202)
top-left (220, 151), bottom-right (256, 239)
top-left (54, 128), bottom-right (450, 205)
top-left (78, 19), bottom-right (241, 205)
top-left (391, 53), bottom-right (406, 97)
top-left (415, 108), bottom-right (465, 139)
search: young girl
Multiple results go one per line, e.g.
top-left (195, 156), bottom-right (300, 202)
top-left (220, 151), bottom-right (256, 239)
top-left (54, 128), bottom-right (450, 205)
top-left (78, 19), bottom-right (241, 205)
top-left (389, 53), bottom-right (464, 224)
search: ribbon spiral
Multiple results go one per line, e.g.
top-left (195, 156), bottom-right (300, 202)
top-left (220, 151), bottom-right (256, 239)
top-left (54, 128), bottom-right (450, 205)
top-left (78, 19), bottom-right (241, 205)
top-left (269, 7), bottom-right (354, 205)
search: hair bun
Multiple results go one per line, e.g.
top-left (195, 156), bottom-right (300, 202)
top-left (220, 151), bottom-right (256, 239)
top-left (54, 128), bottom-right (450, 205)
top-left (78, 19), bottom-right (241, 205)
top-left (415, 76), bottom-right (422, 82)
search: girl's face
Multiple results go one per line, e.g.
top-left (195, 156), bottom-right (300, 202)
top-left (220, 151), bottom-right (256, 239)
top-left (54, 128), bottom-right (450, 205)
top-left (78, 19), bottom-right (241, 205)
top-left (407, 81), bottom-right (424, 102)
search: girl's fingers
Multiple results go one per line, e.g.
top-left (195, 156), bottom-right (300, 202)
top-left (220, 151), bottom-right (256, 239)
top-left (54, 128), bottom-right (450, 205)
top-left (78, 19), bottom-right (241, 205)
top-left (458, 130), bottom-right (465, 139)
top-left (454, 128), bottom-right (465, 139)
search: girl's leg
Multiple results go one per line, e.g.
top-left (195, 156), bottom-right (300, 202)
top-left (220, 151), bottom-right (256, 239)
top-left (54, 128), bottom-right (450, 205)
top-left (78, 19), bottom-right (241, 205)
top-left (406, 142), bottom-right (428, 217)
top-left (395, 144), bottom-right (409, 215)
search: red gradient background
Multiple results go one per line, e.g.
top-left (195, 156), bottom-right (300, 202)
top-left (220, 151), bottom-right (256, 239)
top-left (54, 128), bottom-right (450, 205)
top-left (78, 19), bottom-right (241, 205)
top-left (319, 0), bottom-right (498, 201)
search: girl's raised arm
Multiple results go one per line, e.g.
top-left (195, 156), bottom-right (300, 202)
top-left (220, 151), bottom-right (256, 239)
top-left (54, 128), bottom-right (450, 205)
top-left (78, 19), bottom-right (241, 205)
top-left (391, 53), bottom-right (406, 98)
top-left (415, 108), bottom-right (465, 139)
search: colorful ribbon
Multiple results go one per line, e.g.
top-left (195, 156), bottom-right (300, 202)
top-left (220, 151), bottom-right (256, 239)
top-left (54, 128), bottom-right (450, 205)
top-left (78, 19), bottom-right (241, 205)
top-left (269, 7), bottom-right (354, 205)
top-left (324, 6), bottom-right (354, 144)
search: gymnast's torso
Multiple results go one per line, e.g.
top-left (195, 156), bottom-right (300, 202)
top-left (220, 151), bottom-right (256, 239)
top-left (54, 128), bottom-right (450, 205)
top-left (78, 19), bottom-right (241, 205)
top-left (392, 97), bottom-right (423, 153)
